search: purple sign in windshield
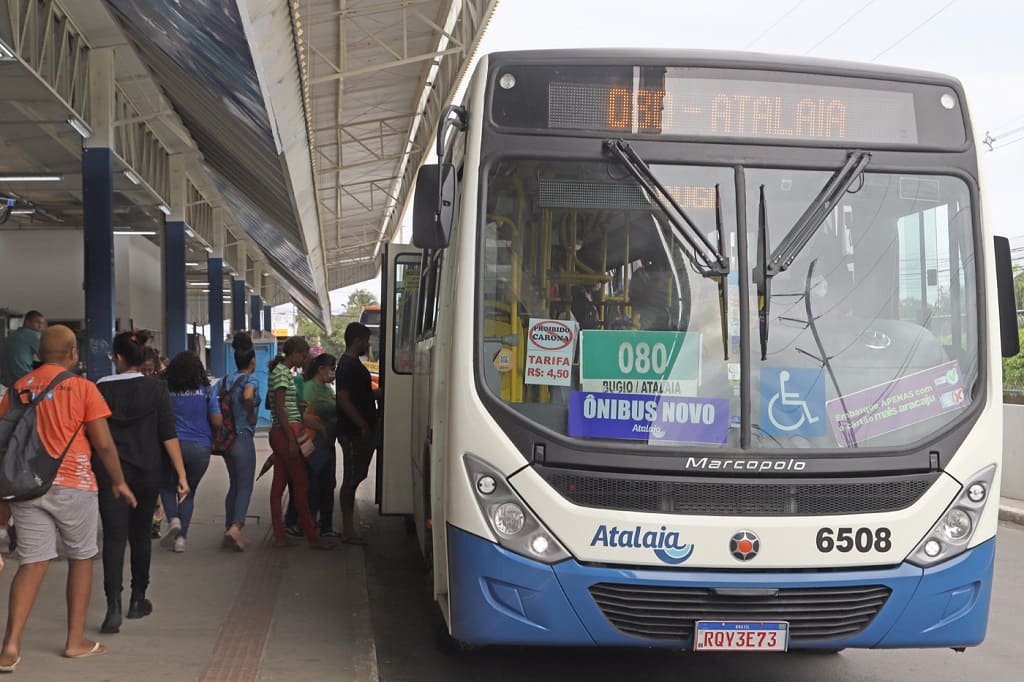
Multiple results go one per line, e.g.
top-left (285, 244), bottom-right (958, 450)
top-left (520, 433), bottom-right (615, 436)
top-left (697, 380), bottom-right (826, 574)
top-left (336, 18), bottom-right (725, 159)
top-left (568, 392), bottom-right (729, 444)
top-left (825, 361), bottom-right (966, 444)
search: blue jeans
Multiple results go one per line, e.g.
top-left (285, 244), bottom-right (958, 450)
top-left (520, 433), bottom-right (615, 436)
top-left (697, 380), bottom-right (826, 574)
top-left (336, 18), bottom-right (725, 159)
top-left (160, 440), bottom-right (211, 539)
top-left (222, 430), bottom-right (256, 527)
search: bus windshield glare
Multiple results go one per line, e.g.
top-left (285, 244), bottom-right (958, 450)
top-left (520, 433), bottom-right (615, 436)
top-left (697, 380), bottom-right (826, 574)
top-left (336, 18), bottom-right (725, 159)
top-left (480, 158), bottom-right (978, 450)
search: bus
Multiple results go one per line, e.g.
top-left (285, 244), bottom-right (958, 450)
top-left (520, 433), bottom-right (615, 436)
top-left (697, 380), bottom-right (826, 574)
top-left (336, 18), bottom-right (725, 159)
top-left (377, 49), bottom-right (1020, 653)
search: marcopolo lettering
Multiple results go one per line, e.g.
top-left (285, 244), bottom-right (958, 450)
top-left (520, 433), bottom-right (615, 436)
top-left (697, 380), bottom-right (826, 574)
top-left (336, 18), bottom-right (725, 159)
top-left (683, 456), bottom-right (807, 472)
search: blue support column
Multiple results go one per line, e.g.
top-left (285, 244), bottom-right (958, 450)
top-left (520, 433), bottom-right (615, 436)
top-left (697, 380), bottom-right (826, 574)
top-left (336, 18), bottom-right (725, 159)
top-left (83, 147), bottom-right (114, 381)
top-left (232, 279), bottom-right (246, 331)
top-left (264, 305), bottom-right (272, 334)
top-left (164, 221), bottom-right (187, 357)
top-left (208, 258), bottom-right (226, 378)
top-left (250, 295), bottom-right (262, 331)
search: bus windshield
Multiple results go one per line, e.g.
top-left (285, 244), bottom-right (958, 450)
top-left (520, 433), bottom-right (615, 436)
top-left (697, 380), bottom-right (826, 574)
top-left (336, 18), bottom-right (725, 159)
top-left (480, 158), bottom-right (979, 451)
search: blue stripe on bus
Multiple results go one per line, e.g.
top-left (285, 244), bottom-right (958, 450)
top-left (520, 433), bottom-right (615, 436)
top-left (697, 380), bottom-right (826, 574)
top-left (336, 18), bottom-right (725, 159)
top-left (446, 525), bottom-right (995, 649)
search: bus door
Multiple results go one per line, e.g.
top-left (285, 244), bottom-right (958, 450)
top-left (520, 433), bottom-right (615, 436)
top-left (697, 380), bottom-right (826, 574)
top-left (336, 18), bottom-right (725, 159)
top-left (376, 243), bottom-right (422, 514)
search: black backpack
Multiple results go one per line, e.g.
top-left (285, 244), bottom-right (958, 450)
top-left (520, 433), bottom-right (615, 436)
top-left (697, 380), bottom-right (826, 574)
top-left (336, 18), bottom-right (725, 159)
top-left (0, 372), bottom-right (80, 501)
top-left (212, 374), bottom-right (248, 456)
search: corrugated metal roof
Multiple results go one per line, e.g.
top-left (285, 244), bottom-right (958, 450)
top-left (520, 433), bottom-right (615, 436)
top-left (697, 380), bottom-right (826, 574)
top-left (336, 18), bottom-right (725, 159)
top-left (301, 0), bottom-right (499, 291)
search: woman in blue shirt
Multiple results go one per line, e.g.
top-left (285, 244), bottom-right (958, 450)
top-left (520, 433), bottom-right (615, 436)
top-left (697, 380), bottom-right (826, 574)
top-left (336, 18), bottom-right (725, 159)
top-left (219, 333), bottom-right (261, 550)
top-left (160, 351), bottom-right (223, 552)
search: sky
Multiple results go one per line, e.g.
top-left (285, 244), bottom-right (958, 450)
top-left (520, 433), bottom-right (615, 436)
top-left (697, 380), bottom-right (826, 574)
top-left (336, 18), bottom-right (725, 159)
top-left (328, 0), bottom-right (1024, 312)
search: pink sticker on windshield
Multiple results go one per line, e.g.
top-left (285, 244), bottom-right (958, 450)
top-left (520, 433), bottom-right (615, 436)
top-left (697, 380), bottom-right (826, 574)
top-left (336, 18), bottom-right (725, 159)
top-left (825, 361), bottom-right (965, 444)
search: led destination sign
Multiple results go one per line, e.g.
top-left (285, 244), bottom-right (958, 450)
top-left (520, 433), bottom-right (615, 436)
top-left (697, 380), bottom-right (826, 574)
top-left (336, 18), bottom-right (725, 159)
top-left (547, 77), bottom-right (919, 145)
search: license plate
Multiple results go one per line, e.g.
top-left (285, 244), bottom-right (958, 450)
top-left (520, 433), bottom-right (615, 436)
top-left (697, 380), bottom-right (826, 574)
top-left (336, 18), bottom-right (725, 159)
top-left (694, 621), bottom-right (789, 652)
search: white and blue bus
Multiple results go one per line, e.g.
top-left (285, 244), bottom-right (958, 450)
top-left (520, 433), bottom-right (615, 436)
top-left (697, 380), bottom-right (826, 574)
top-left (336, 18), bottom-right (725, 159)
top-left (377, 49), bottom-right (1020, 653)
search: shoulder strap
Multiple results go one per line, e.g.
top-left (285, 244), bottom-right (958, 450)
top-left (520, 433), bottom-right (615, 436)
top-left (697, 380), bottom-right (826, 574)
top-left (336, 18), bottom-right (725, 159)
top-left (21, 371), bottom-right (75, 408)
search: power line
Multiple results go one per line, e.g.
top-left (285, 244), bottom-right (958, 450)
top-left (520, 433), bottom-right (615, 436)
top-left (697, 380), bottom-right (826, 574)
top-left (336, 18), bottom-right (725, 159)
top-left (745, 1), bottom-right (806, 49)
top-left (805, 0), bottom-right (876, 54)
top-left (992, 135), bottom-right (1024, 152)
top-left (872, 0), bottom-right (957, 62)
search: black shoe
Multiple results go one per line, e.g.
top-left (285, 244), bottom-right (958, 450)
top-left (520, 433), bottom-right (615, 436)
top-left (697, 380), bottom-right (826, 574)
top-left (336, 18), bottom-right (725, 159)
top-left (126, 596), bottom-right (153, 619)
top-left (100, 596), bottom-right (122, 634)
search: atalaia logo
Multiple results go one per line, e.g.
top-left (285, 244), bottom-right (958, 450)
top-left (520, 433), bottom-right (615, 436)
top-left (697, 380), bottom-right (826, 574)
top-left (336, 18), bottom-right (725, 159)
top-left (590, 524), bottom-right (694, 565)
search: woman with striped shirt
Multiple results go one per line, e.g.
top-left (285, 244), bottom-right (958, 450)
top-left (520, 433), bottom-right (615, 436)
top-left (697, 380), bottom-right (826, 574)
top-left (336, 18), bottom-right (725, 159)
top-left (268, 337), bottom-right (331, 549)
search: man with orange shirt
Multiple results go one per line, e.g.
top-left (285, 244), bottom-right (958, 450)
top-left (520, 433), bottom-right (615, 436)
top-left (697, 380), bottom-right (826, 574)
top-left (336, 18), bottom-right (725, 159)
top-left (0, 326), bottom-right (135, 673)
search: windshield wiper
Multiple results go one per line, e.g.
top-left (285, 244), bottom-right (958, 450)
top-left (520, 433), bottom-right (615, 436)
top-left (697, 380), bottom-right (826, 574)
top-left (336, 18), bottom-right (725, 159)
top-left (753, 150), bottom-right (871, 360)
top-left (604, 139), bottom-right (730, 278)
top-left (604, 139), bottom-right (731, 353)
top-left (755, 185), bottom-right (771, 361)
top-left (714, 184), bottom-right (729, 360)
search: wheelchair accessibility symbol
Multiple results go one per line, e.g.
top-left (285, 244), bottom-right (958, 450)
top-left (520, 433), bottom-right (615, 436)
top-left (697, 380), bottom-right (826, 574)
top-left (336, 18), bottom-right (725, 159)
top-left (760, 368), bottom-right (826, 437)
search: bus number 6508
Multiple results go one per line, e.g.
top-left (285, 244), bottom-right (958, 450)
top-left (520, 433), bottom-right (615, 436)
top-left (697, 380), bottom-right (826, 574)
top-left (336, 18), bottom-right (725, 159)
top-left (816, 527), bottom-right (892, 553)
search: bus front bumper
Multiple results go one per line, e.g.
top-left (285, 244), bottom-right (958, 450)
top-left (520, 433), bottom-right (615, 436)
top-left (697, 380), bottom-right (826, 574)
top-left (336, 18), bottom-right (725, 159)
top-left (447, 525), bottom-right (994, 649)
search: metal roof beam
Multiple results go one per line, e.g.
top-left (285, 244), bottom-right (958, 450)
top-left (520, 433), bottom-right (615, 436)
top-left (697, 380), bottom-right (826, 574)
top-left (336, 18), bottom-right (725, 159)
top-left (310, 46), bottom-right (461, 83)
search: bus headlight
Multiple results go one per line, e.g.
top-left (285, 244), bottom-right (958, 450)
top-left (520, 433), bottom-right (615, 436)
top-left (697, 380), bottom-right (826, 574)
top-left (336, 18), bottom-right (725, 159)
top-left (908, 464), bottom-right (996, 568)
top-left (493, 502), bottom-right (526, 535)
top-left (464, 454), bottom-right (570, 564)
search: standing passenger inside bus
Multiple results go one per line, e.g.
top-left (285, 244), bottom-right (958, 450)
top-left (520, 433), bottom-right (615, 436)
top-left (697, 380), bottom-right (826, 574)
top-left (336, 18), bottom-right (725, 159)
top-left (335, 323), bottom-right (377, 545)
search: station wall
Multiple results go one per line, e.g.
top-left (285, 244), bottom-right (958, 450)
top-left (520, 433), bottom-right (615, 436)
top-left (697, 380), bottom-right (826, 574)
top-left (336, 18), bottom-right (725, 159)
top-left (0, 231), bottom-right (162, 334)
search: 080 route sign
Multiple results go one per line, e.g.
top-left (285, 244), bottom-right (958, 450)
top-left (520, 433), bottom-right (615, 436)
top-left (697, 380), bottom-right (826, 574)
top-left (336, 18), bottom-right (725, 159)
top-left (525, 318), bottom-right (578, 387)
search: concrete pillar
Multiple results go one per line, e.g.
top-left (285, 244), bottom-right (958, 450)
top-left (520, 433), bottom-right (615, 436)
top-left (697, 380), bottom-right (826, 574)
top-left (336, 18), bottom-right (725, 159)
top-left (163, 155), bottom-right (187, 357)
top-left (232, 278), bottom-right (247, 331)
top-left (83, 48), bottom-right (115, 381)
top-left (208, 213), bottom-right (227, 377)
top-left (250, 262), bottom-right (263, 331)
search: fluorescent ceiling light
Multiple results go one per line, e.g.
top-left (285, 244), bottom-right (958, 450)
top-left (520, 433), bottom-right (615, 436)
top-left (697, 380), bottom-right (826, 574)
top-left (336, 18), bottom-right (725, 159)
top-left (157, 203), bottom-right (172, 216)
top-left (10, 209), bottom-right (35, 215)
top-left (0, 41), bottom-right (16, 61)
top-left (0, 175), bottom-right (62, 182)
top-left (187, 282), bottom-right (207, 287)
top-left (123, 169), bottom-right (141, 185)
top-left (185, 261), bottom-right (200, 267)
top-left (185, 227), bottom-right (195, 238)
top-left (67, 117), bottom-right (92, 139)
top-left (114, 230), bottom-right (157, 236)
top-left (204, 245), bottom-right (213, 254)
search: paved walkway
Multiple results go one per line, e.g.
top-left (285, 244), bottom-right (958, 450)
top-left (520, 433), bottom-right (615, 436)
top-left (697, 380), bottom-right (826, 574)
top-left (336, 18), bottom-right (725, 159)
top-left (0, 434), bottom-right (377, 681)
top-left (1000, 496), bottom-right (1024, 526)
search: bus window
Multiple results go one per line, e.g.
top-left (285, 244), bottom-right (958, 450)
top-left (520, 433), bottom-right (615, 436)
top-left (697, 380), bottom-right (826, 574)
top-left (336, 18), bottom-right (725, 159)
top-left (393, 254), bottom-right (421, 373)
top-left (480, 158), bottom-right (739, 444)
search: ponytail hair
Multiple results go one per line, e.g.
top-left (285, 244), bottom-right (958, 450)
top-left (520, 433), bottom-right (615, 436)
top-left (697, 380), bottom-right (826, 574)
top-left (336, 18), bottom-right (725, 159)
top-left (268, 336), bottom-right (310, 372)
top-left (112, 329), bottom-right (153, 368)
top-left (232, 331), bottom-right (256, 371)
top-left (303, 353), bottom-right (336, 382)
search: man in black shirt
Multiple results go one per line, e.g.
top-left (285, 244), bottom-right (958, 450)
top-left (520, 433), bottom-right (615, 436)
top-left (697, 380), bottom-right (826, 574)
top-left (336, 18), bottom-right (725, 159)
top-left (335, 323), bottom-right (377, 544)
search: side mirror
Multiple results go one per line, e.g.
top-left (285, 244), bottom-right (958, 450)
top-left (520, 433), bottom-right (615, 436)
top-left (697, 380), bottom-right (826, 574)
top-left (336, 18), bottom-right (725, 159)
top-left (412, 163), bottom-right (456, 250)
top-left (993, 235), bottom-right (1020, 358)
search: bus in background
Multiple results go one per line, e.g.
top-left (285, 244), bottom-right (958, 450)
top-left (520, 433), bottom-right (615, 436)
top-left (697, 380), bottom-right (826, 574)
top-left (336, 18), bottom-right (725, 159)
top-left (359, 304), bottom-right (381, 389)
top-left (378, 50), bottom-right (1020, 653)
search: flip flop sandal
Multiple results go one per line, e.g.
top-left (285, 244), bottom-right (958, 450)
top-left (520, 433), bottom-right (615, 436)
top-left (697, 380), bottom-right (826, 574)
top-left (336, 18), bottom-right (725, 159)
top-left (66, 642), bottom-right (105, 659)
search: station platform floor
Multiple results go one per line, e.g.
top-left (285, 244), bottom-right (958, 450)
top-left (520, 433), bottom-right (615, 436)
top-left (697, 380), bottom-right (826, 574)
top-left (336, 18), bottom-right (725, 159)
top-left (0, 434), bottom-right (379, 681)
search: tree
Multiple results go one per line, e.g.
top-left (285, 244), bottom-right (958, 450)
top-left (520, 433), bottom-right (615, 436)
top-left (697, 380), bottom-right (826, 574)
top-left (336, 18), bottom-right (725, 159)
top-left (296, 288), bottom-right (379, 357)
top-left (1003, 327), bottom-right (1024, 403)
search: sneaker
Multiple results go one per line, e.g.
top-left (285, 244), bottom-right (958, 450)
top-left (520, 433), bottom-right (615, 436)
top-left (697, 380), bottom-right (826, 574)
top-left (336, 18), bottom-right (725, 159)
top-left (321, 530), bottom-right (341, 539)
top-left (284, 525), bottom-right (303, 538)
top-left (151, 520), bottom-right (161, 539)
top-left (161, 518), bottom-right (182, 550)
top-left (173, 537), bottom-right (186, 553)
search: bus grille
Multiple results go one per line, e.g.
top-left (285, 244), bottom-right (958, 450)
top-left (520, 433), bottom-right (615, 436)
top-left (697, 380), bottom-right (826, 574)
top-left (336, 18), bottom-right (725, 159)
top-left (537, 469), bottom-right (937, 516)
top-left (589, 583), bottom-right (892, 642)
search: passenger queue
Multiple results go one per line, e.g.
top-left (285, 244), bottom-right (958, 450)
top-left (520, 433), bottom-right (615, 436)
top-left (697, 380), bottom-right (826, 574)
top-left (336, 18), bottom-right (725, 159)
top-left (0, 313), bottom-right (376, 674)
